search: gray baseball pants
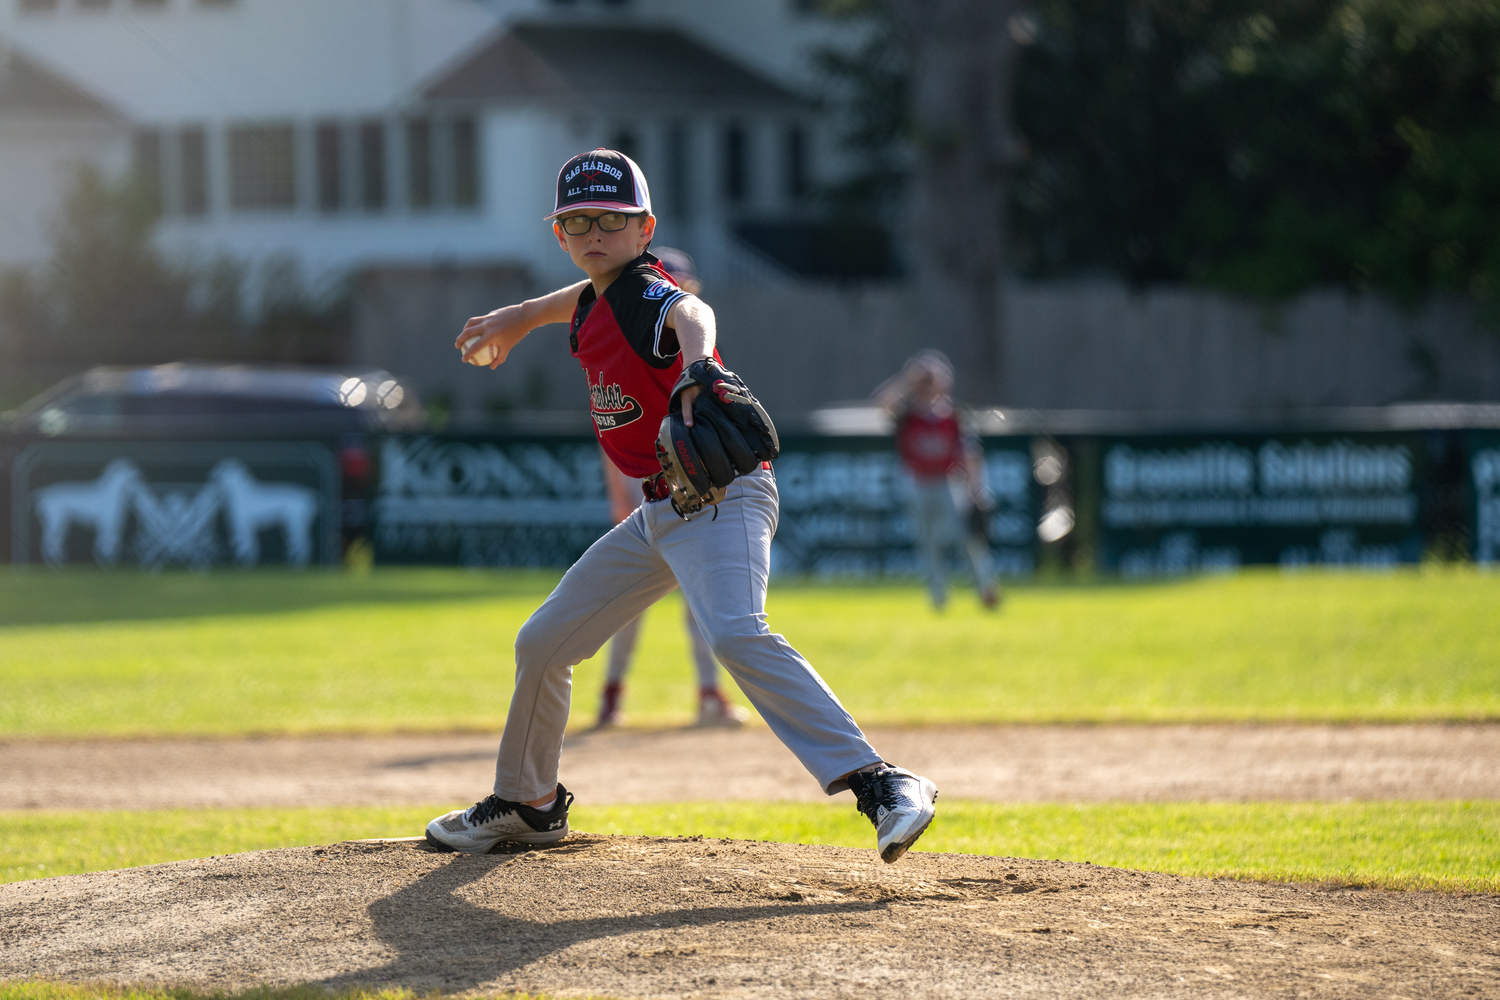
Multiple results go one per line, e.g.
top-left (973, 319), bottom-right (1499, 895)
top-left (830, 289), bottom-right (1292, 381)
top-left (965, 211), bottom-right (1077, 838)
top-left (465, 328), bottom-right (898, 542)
top-left (493, 466), bottom-right (883, 801)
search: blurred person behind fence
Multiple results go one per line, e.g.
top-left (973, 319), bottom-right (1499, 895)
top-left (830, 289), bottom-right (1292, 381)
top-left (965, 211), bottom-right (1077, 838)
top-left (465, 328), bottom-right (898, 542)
top-left (875, 350), bottom-right (1000, 610)
top-left (594, 247), bottom-right (750, 729)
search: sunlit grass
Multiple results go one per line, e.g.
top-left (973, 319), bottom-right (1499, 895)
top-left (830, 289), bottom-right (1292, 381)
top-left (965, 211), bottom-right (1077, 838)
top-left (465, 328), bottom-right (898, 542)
top-left (0, 566), bottom-right (1496, 736)
top-left (3, 801), bottom-right (1495, 894)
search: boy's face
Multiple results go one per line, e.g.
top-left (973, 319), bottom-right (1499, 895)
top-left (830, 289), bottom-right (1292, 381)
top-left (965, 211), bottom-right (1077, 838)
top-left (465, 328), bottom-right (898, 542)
top-left (553, 210), bottom-right (656, 280)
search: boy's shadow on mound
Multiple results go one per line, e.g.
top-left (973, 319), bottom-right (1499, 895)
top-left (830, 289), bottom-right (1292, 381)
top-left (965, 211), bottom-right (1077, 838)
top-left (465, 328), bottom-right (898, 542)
top-left (325, 841), bottom-right (888, 991)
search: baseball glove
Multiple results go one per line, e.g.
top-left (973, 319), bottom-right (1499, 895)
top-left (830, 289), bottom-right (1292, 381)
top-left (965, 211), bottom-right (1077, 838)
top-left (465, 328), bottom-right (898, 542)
top-left (656, 359), bottom-right (780, 517)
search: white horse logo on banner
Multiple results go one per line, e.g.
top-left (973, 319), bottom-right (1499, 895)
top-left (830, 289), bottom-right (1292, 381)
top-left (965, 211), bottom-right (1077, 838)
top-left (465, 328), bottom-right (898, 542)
top-left (211, 459), bottom-right (318, 567)
top-left (30, 458), bottom-right (319, 568)
top-left (34, 458), bottom-right (144, 566)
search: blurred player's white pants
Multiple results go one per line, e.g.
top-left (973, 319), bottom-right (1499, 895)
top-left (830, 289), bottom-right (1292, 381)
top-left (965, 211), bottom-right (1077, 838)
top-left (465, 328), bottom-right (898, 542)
top-left (606, 601), bottom-right (718, 688)
top-left (494, 467), bottom-right (882, 802)
top-left (909, 476), bottom-right (996, 608)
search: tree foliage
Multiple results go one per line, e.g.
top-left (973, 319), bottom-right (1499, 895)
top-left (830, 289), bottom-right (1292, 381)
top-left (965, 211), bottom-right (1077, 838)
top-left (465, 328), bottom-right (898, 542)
top-left (1018, 0), bottom-right (1500, 303)
top-left (0, 166), bottom-right (349, 367)
top-left (825, 0), bottom-right (1500, 306)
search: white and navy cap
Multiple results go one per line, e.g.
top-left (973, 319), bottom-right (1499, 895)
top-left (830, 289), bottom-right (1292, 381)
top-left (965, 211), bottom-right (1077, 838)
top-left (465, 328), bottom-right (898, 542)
top-left (545, 148), bottom-right (652, 220)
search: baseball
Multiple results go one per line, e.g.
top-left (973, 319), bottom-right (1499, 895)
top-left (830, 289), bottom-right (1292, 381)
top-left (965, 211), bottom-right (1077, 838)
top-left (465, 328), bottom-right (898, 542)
top-left (460, 333), bottom-right (500, 366)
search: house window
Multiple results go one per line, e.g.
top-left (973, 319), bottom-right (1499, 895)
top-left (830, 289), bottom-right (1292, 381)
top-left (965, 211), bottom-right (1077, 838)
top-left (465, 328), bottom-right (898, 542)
top-left (228, 124), bottom-right (296, 210)
top-left (19, 0), bottom-right (60, 11)
top-left (453, 116), bottom-right (480, 208)
top-left (785, 124), bottom-right (808, 201)
top-left (407, 118), bottom-right (433, 209)
top-left (132, 129), bottom-right (163, 215)
top-left (76, 0), bottom-right (110, 9)
top-left (180, 126), bottom-right (208, 215)
top-left (666, 121), bottom-right (690, 218)
top-left (316, 122), bottom-right (342, 212)
top-left (359, 120), bottom-right (386, 210)
top-left (723, 124), bottom-right (748, 203)
top-left (132, 0), bottom-right (168, 7)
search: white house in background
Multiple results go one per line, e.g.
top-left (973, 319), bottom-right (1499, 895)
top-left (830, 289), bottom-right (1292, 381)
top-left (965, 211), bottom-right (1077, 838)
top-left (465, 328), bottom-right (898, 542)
top-left (0, 45), bottom-right (128, 266)
top-left (0, 0), bottom-right (859, 283)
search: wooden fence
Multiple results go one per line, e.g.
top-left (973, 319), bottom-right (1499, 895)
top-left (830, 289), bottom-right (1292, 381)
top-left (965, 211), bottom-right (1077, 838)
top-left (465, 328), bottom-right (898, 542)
top-left (350, 272), bottom-right (1500, 422)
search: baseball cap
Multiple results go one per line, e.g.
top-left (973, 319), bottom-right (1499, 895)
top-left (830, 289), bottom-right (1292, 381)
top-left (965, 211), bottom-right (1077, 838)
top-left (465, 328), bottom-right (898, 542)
top-left (653, 247), bottom-right (698, 285)
top-left (545, 148), bottom-right (652, 220)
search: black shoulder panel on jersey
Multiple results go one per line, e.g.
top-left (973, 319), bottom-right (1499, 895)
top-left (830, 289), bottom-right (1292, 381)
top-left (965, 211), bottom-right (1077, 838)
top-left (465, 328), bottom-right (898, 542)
top-left (601, 256), bottom-right (690, 370)
top-left (569, 284), bottom-right (599, 356)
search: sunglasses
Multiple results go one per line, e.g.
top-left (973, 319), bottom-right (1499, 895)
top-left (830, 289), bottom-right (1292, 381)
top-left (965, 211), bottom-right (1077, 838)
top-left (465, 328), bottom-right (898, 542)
top-left (557, 211), bottom-right (642, 236)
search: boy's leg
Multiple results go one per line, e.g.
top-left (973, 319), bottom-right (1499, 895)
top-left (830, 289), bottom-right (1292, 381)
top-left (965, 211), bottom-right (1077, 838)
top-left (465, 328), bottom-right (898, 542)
top-left (495, 511), bottom-right (678, 801)
top-left (606, 613), bottom-right (645, 684)
top-left (687, 600), bottom-right (749, 727)
top-left (647, 468), bottom-right (883, 793)
top-left (965, 530), bottom-right (999, 604)
top-left (683, 601), bottom-right (718, 688)
top-left (911, 481), bottom-right (948, 607)
top-left (595, 611), bottom-right (643, 728)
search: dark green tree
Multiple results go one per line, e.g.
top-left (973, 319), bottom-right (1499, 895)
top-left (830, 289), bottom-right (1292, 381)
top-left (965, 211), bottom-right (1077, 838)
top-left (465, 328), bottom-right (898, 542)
top-left (1016, 0), bottom-right (1500, 307)
top-left (824, 0), bottom-right (1500, 308)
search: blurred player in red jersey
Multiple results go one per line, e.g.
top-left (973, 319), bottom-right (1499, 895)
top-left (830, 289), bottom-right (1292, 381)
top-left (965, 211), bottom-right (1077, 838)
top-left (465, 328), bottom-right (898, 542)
top-left (876, 350), bottom-right (1000, 610)
top-left (594, 248), bottom-right (749, 729)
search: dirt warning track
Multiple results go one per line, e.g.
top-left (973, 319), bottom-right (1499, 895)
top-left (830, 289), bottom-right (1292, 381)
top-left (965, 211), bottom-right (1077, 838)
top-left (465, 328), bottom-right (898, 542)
top-left (4, 723), bottom-right (1498, 810)
top-left (1, 837), bottom-right (1495, 999)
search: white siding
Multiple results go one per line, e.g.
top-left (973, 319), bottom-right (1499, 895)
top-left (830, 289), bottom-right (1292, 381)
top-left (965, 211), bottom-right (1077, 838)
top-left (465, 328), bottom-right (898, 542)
top-left (0, 115), bottom-right (128, 266)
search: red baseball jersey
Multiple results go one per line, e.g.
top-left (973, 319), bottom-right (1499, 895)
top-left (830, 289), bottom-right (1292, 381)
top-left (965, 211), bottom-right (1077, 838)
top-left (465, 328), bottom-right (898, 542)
top-left (896, 406), bottom-right (965, 479)
top-left (570, 251), bottom-right (722, 478)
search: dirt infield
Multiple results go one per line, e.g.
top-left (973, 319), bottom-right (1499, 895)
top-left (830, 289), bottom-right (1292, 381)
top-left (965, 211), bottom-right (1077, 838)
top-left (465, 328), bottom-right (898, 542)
top-left (4, 723), bottom-right (1498, 810)
top-left (1, 836), bottom-right (1495, 999)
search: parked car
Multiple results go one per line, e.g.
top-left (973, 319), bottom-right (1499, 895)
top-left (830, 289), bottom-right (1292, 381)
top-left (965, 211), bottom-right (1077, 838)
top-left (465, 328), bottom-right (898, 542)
top-left (1, 364), bottom-right (424, 565)
top-left (2, 364), bottom-right (423, 438)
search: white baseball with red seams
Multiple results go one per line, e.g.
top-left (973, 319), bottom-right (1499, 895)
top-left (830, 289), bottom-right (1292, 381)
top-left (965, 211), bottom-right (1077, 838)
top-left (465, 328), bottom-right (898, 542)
top-left (460, 334), bottom-right (500, 366)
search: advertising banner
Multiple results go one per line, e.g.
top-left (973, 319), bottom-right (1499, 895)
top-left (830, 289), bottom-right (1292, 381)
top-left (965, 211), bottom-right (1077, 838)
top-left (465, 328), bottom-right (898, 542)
top-left (1470, 430), bottom-right (1500, 566)
top-left (1096, 432), bottom-right (1426, 574)
top-left (373, 434), bottom-right (1039, 575)
top-left (770, 436), bottom-right (1037, 577)
top-left (10, 441), bottom-right (340, 568)
top-left (373, 435), bottom-right (612, 567)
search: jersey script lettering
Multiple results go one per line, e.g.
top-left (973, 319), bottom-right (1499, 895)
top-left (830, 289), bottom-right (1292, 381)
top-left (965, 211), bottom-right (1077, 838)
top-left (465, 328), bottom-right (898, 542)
top-left (588, 370), bottom-right (644, 431)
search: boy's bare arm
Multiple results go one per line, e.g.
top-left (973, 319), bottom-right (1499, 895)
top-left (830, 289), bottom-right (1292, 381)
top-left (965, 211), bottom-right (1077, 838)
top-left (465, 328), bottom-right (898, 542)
top-left (456, 280), bottom-right (589, 369)
top-left (666, 295), bottom-right (716, 426)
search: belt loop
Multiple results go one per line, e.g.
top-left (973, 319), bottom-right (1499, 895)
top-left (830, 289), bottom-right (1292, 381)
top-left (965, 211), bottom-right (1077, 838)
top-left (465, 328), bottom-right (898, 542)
top-left (641, 473), bottom-right (670, 503)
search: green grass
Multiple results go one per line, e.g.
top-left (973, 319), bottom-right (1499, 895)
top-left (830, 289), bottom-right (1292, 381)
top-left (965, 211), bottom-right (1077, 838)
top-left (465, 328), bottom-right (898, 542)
top-left (2, 801), bottom-right (1495, 894)
top-left (0, 566), bottom-right (1496, 735)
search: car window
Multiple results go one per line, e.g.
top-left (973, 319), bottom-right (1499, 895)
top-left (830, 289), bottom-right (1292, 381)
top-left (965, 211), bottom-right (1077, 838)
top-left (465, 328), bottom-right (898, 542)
top-left (59, 393), bottom-right (126, 416)
top-left (115, 394), bottom-right (345, 416)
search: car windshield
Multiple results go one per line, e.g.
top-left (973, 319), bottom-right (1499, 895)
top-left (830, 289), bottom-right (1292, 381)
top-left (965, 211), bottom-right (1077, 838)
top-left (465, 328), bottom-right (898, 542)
top-left (56, 393), bottom-right (346, 417)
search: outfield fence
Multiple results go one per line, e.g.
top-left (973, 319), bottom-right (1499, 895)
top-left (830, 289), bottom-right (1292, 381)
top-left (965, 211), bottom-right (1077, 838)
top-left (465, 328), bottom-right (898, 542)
top-left (4, 409), bottom-right (1498, 575)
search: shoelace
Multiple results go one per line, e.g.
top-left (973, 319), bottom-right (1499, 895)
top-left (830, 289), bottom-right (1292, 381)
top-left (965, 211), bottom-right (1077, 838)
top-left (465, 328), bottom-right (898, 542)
top-left (465, 795), bottom-right (519, 825)
top-left (854, 769), bottom-right (901, 821)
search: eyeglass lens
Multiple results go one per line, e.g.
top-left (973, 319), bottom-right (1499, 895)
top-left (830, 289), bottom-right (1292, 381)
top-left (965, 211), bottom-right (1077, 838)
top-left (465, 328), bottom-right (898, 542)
top-left (561, 212), bottom-right (632, 235)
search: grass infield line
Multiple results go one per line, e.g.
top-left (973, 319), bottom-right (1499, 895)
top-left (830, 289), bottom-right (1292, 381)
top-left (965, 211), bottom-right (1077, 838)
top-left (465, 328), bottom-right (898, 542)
top-left (1, 567), bottom-right (1497, 735)
top-left (2, 801), bottom-right (1495, 894)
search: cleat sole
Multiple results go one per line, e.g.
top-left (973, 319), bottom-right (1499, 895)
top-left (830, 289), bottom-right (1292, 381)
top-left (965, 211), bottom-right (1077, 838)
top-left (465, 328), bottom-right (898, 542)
top-left (881, 814), bottom-right (934, 864)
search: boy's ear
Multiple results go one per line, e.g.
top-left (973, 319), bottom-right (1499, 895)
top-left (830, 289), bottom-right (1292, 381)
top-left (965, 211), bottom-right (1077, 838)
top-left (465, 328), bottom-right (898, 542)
top-left (553, 221), bottom-right (569, 250)
top-left (640, 214), bottom-right (657, 242)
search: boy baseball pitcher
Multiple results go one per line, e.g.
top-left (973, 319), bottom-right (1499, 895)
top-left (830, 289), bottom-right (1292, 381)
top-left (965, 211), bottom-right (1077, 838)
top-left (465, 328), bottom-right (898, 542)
top-left (425, 148), bottom-right (938, 863)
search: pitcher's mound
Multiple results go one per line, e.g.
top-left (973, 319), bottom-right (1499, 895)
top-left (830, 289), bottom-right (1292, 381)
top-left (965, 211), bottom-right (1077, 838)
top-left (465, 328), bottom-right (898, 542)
top-left (1, 835), bottom-right (1493, 998)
